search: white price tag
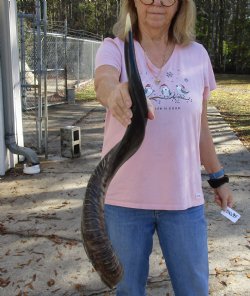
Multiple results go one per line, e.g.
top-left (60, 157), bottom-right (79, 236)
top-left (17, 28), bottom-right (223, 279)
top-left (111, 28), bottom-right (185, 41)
top-left (221, 207), bottom-right (241, 223)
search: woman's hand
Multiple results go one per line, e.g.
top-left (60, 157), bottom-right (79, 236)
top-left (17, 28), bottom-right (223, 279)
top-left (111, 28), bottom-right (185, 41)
top-left (213, 184), bottom-right (234, 210)
top-left (107, 82), bottom-right (155, 127)
top-left (95, 66), bottom-right (155, 127)
top-left (107, 82), bottom-right (133, 127)
top-left (199, 100), bottom-right (234, 211)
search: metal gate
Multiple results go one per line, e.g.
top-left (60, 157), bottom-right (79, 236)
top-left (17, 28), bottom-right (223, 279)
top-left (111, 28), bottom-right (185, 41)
top-left (18, 0), bottom-right (50, 156)
top-left (18, 0), bottom-right (102, 158)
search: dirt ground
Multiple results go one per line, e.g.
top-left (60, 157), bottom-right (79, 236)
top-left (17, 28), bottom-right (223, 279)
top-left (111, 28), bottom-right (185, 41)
top-left (0, 101), bottom-right (249, 296)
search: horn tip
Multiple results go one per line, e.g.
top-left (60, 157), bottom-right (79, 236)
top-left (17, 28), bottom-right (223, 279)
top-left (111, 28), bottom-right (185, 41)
top-left (124, 13), bottom-right (132, 37)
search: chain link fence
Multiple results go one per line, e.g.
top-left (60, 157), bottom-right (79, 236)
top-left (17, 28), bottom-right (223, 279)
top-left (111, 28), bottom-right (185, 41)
top-left (18, 0), bottom-right (101, 155)
top-left (18, 13), bottom-right (39, 151)
top-left (66, 36), bottom-right (101, 88)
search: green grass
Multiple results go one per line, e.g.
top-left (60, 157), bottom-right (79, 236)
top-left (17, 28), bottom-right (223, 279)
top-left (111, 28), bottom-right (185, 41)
top-left (210, 74), bottom-right (250, 150)
top-left (75, 75), bottom-right (250, 150)
top-left (75, 81), bottom-right (96, 101)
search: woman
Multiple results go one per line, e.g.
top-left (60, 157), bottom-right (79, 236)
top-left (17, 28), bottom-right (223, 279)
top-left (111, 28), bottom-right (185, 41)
top-left (94, 0), bottom-right (234, 295)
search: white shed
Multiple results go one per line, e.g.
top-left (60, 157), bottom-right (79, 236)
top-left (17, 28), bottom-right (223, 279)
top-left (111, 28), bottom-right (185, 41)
top-left (0, 61), bottom-right (6, 176)
top-left (0, 0), bottom-right (39, 176)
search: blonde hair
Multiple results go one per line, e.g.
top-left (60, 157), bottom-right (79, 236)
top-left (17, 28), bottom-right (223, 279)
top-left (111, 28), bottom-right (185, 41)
top-left (113, 0), bottom-right (196, 46)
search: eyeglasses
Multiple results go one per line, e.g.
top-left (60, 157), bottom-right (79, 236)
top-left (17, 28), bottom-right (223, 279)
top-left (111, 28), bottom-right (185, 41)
top-left (139, 0), bottom-right (177, 7)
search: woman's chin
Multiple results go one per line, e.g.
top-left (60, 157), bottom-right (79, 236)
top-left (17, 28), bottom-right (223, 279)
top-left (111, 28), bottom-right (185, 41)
top-left (145, 17), bottom-right (169, 29)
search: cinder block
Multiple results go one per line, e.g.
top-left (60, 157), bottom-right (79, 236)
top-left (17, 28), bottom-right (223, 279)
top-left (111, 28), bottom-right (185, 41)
top-left (67, 88), bottom-right (75, 104)
top-left (60, 126), bottom-right (81, 158)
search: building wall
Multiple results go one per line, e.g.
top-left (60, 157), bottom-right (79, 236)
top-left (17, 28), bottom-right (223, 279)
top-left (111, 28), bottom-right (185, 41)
top-left (0, 0), bottom-right (24, 176)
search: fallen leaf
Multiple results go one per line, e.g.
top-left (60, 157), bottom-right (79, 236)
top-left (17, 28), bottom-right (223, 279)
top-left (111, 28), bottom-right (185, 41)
top-left (30, 251), bottom-right (45, 257)
top-left (48, 235), bottom-right (63, 245)
top-left (0, 223), bottom-right (7, 234)
top-left (220, 281), bottom-right (227, 287)
top-left (56, 247), bottom-right (63, 259)
top-left (230, 256), bottom-right (240, 263)
top-left (75, 257), bottom-right (81, 261)
top-left (24, 282), bottom-right (34, 290)
top-left (0, 268), bottom-right (7, 273)
top-left (64, 240), bottom-right (78, 249)
top-left (0, 277), bottom-right (10, 287)
top-left (14, 250), bottom-right (26, 257)
top-left (47, 279), bottom-right (55, 287)
top-left (74, 283), bottom-right (85, 291)
top-left (15, 259), bottom-right (32, 269)
top-left (215, 267), bottom-right (222, 276)
top-left (52, 288), bottom-right (61, 293)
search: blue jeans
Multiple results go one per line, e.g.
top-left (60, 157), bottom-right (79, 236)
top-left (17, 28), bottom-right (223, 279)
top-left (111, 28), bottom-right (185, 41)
top-left (104, 204), bottom-right (208, 296)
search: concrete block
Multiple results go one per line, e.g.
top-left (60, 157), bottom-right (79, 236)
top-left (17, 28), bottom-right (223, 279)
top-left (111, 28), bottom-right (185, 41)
top-left (60, 126), bottom-right (81, 158)
top-left (67, 88), bottom-right (75, 104)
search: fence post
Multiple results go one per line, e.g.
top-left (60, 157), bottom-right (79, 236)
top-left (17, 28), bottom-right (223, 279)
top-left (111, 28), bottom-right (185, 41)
top-left (36, 0), bottom-right (43, 153)
top-left (43, 0), bottom-right (48, 159)
top-left (77, 39), bottom-right (80, 87)
top-left (33, 14), bottom-right (37, 112)
top-left (55, 36), bottom-right (58, 93)
top-left (19, 13), bottom-right (27, 111)
top-left (64, 18), bottom-right (68, 101)
top-left (91, 42), bottom-right (94, 79)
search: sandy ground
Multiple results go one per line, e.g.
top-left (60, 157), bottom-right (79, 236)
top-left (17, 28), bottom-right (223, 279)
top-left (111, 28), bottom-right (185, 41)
top-left (0, 101), bottom-right (249, 296)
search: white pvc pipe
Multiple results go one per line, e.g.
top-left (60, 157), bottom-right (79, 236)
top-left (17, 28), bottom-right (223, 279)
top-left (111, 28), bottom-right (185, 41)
top-left (0, 61), bottom-right (6, 176)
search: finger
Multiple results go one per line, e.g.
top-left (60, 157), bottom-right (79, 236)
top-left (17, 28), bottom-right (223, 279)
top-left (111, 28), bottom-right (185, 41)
top-left (115, 105), bottom-right (132, 127)
top-left (113, 100), bottom-right (131, 126)
top-left (221, 197), bottom-right (228, 211)
top-left (214, 196), bottom-right (222, 207)
top-left (112, 109), bottom-right (131, 127)
top-left (119, 91), bottom-right (133, 126)
top-left (147, 99), bottom-right (155, 120)
top-left (227, 194), bottom-right (234, 208)
top-left (118, 94), bottom-right (133, 120)
top-left (109, 87), bottom-right (132, 126)
top-left (120, 83), bottom-right (132, 108)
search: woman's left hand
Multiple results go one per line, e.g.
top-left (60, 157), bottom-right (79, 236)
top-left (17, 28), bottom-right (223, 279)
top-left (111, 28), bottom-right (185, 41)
top-left (214, 184), bottom-right (234, 210)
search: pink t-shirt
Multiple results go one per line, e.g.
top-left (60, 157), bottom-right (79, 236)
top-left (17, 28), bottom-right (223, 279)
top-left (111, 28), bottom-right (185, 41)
top-left (95, 37), bottom-right (216, 210)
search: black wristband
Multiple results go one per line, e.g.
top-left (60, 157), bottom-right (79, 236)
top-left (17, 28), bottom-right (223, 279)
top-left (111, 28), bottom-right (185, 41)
top-left (207, 175), bottom-right (229, 188)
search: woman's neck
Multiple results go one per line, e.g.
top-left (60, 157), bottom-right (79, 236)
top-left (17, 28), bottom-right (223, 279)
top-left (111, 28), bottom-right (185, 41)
top-left (140, 35), bottom-right (170, 61)
top-left (138, 27), bottom-right (175, 69)
top-left (138, 18), bottom-right (172, 47)
top-left (139, 27), bottom-right (170, 52)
